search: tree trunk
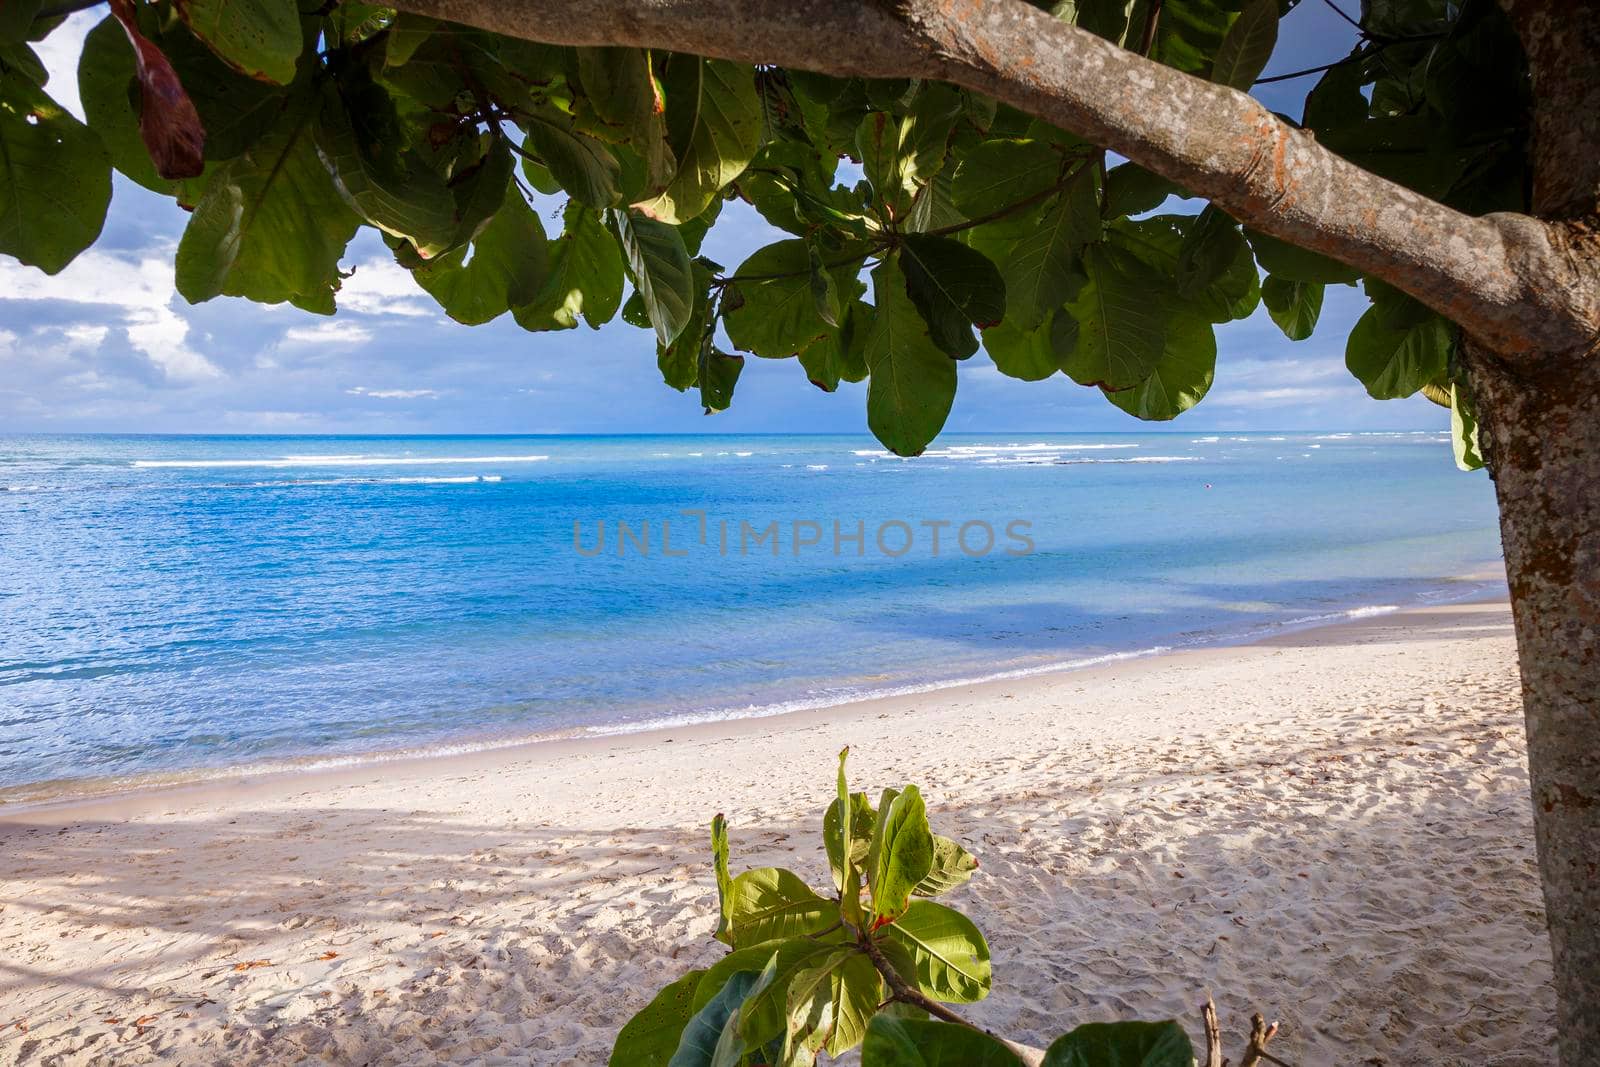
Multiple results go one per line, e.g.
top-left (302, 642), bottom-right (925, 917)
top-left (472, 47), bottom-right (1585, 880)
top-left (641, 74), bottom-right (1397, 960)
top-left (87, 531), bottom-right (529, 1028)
top-left (1468, 336), bottom-right (1600, 1064)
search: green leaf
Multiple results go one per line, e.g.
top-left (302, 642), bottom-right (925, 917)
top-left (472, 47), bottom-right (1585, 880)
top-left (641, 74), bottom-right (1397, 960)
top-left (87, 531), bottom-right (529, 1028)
top-left (0, 0), bottom-right (42, 45)
top-left (951, 138), bottom-right (1061, 223)
top-left (900, 234), bottom-right (1006, 359)
top-left (1210, 0), bottom-right (1279, 90)
top-left (1260, 275), bottom-right (1323, 340)
top-left (1062, 245), bottom-right (1167, 390)
top-left (1104, 311), bottom-right (1216, 421)
top-left (825, 790), bottom-right (876, 895)
top-left (615, 209), bottom-right (695, 346)
top-left (913, 835), bottom-right (979, 897)
top-left (994, 168), bottom-right (1100, 331)
top-left (1175, 205), bottom-right (1243, 299)
top-left (724, 239), bottom-right (859, 358)
top-left (724, 867), bottom-right (835, 949)
top-left (611, 969), bottom-right (709, 1067)
top-left (636, 57), bottom-right (761, 224)
top-left (412, 193), bottom-right (549, 325)
top-left (867, 784), bottom-right (934, 924)
top-left (1451, 380), bottom-right (1483, 472)
top-left (865, 255), bottom-right (958, 458)
top-left (523, 112), bottom-right (623, 208)
top-left (879, 900), bottom-right (991, 1003)
top-left (513, 201), bottom-right (624, 332)
top-left (315, 81), bottom-right (456, 258)
top-left (175, 88), bottom-right (359, 306)
top-left (1244, 228), bottom-right (1359, 285)
top-left (712, 813), bottom-right (734, 946)
top-left (832, 747), bottom-right (865, 922)
top-left (1111, 215), bottom-right (1258, 324)
top-left (735, 936), bottom-right (850, 1049)
top-left (782, 948), bottom-right (881, 1061)
top-left (175, 0), bottom-right (302, 85)
top-left (982, 312), bottom-right (1069, 382)
top-left (671, 969), bottom-right (762, 1067)
top-left (699, 346), bottom-right (745, 414)
top-left (862, 1016), bottom-right (1022, 1067)
top-left (0, 71), bottom-right (111, 274)
top-left (1303, 58), bottom-right (1367, 131)
top-left (1345, 303), bottom-right (1453, 400)
top-left (1102, 164), bottom-right (1183, 218)
top-left (154, 18), bottom-right (286, 163)
top-left (1041, 1021), bottom-right (1195, 1067)
top-left (798, 303), bottom-right (871, 392)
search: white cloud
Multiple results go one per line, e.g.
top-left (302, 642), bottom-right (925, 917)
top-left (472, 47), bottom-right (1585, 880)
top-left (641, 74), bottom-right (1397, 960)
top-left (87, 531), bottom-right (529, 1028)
top-left (0, 252), bottom-right (222, 382)
top-left (338, 259), bottom-right (436, 317)
top-left (346, 386), bottom-right (440, 400)
top-left (284, 321), bottom-right (373, 345)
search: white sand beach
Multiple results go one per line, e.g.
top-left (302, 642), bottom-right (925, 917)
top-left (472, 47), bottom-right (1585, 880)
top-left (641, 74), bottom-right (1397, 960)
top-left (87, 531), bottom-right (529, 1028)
top-left (0, 599), bottom-right (1554, 1065)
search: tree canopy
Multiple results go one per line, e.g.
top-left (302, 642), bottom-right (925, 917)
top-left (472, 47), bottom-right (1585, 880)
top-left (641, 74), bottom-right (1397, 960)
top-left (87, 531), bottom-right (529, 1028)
top-left (0, 0), bottom-right (1527, 466)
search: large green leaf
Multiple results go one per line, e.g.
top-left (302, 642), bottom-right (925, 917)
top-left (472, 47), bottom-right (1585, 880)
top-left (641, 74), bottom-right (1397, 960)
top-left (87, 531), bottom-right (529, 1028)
top-left (735, 935), bottom-right (850, 1048)
top-left (670, 968), bottom-right (762, 1067)
top-left (900, 234), bottom-right (1006, 359)
top-left (1345, 303), bottom-right (1452, 400)
top-left (1175, 205), bottom-right (1243, 299)
top-left (615, 209), bottom-right (695, 346)
top-left (982, 312), bottom-right (1073, 383)
top-left (513, 201), bottom-right (624, 331)
top-left (523, 112), bottom-right (623, 208)
top-left (1260, 275), bottom-right (1323, 340)
top-left (913, 835), bottom-right (979, 897)
top-left (798, 303), bottom-right (871, 392)
top-left (951, 138), bottom-right (1060, 225)
top-left (1061, 245), bottom-right (1167, 390)
top-left (175, 0), bottom-right (302, 85)
top-left (782, 948), bottom-right (881, 1062)
top-left (412, 193), bottom-right (549, 325)
top-left (1104, 310), bottom-right (1216, 420)
top-left (862, 1016), bottom-right (1023, 1067)
top-left (611, 969), bottom-right (709, 1067)
top-left (994, 168), bottom-right (1099, 330)
top-left (1041, 1021), bottom-right (1194, 1067)
top-left (315, 81), bottom-right (456, 258)
top-left (711, 813), bottom-right (735, 946)
top-left (1110, 215), bottom-right (1258, 324)
top-left (724, 239), bottom-right (857, 358)
top-left (856, 83), bottom-right (963, 221)
top-left (154, 19), bottom-right (286, 163)
top-left (880, 900), bottom-right (990, 1003)
top-left (1210, 0), bottom-right (1278, 90)
top-left (865, 256), bottom-right (958, 458)
top-left (867, 784), bottom-right (934, 924)
top-left (0, 71), bottom-right (111, 274)
top-left (175, 88), bottom-right (359, 307)
top-left (636, 56), bottom-right (761, 223)
top-left (574, 46), bottom-right (671, 193)
top-left (1102, 163), bottom-right (1183, 218)
top-left (724, 867), bottom-right (835, 949)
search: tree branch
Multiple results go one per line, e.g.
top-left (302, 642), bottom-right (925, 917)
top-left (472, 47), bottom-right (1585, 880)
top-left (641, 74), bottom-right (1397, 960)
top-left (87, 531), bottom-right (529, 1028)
top-left (391, 0), bottom-right (1598, 358)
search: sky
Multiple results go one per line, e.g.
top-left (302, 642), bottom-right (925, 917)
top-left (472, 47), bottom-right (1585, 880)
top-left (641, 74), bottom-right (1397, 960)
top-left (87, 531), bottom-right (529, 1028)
top-left (0, 2), bottom-right (1444, 436)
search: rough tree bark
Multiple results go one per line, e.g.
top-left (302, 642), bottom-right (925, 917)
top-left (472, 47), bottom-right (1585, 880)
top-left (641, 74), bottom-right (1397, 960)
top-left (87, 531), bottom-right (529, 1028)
top-left (390, 0), bottom-right (1600, 1056)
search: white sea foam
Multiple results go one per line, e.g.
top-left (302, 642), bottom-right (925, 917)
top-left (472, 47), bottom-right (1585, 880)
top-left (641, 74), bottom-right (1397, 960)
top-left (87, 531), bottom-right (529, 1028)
top-left (133, 455), bottom-right (549, 468)
top-left (247, 475), bottom-right (503, 487)
top-left (806, 464), bottom-right (829, 470)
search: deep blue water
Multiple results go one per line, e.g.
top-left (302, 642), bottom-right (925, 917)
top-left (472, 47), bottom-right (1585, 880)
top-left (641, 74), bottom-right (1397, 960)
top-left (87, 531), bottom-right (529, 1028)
top-left (0, 432), bottom-right (1503, 798)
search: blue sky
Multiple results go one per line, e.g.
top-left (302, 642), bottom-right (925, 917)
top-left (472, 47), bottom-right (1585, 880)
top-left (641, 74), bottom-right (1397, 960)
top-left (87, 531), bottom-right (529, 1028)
top-left (0, 2), bottom-right (1443, 435)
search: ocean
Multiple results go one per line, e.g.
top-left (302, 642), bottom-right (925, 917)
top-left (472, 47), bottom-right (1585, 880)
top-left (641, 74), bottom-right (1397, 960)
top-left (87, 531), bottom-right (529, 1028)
top-left (0, 431), bottom-right (1504, 801)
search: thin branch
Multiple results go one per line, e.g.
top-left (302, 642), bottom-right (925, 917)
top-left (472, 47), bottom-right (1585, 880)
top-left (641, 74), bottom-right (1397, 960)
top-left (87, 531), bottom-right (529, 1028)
top-left (1318, 0), bottom-right (1363, 34)
top-left (1137, 0), bottom-right (1164, 58)
top-left (1254, 57), bottom-right (1351, 85)
top-left (1237, 1012), bottom-right (1284, 1067)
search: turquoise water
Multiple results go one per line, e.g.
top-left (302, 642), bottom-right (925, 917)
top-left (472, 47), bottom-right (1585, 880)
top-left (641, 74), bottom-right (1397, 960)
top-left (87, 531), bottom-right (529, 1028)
top-left (0, 432), bottom-right (1502, 798)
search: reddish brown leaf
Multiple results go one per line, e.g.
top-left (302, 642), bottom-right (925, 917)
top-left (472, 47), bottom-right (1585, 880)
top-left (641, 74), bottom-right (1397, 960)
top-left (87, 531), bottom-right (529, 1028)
top-left (317, 951), bottom-right (339, 961)
top-left (231, 959), bottom-right (271, 971)
top-left (108, 0), bottom-right (205, 179)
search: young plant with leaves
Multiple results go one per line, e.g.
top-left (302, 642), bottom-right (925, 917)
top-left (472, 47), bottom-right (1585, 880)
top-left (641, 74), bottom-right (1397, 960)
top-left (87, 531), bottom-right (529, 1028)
top-left (610, 750), bottom-right (1215, 1067)
top-left (4, 0), bottom-right (1599, 1056)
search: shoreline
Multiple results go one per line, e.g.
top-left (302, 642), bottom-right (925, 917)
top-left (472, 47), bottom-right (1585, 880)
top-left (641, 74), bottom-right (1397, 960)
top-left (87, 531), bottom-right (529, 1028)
top-left (0, 571), bottom-right (1507, 817)
top-left (0, 595), bottom-right (1551, 1064)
